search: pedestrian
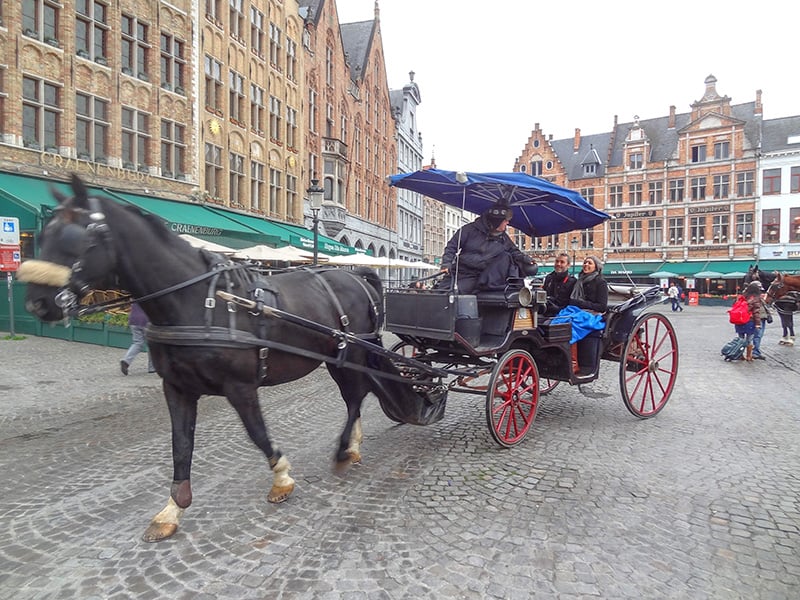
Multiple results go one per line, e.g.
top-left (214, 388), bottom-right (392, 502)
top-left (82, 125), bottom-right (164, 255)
top-left (120, 303), bottom-right (154, 375)
top-left (437, 205), bottom-right (537, 294)
top-left (775, 295), bottom-right (796, 346)
top-left (667, 282), bottom-right (683, 312)
top-left (750, 282), bottom-right (773, 360)
top-left (542, 252), bottom-right (576, 316)
top-left (735, 281), bottom-right (763, 362)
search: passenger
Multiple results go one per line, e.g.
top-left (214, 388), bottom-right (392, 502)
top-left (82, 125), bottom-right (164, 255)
top-left (569, 256), bottom-right (608, 314)
top-left (542, 252), bottom-right (577, 316)
top-left (559, 256), bottom-right (608, 376)
top-left (437, 205), bottom-right (537, 294)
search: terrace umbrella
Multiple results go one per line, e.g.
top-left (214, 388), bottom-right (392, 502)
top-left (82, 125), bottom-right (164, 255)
top-left (178, 234), bottom-right (236, 253)
top-left (694, 271), bottom-right (724, 279)
top-left (388, 169), bottom-right (610, 237)
top-left (721, 271), bottom-right (748, 279)
top-left (649, 271), bottom-right (679, 279)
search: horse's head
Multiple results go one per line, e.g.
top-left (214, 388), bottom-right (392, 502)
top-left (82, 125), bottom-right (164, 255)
top-left (764, 272), bottom-right (788, 304)
top-left (21, 174), bottom-right (119, 321)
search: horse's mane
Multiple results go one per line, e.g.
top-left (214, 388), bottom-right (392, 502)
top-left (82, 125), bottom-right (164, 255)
top-left (103, 197), bottom-right (193, 249)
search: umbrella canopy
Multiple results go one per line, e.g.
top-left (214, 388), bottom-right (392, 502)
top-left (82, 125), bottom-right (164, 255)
top-left (694, 270), bottom-right (724, 279)
top-left (233, 244), bottom-right (323, 262)
top-left (388, 168), bottom-right (610, 237)
top-left (649, 271), bottom-right (678, 279)
top-left (179, 234), bottom-right (236, 253)
top-left (721, 271), bottom-right (748, 280)
top-left (326, 254), bottom-right (424, 268)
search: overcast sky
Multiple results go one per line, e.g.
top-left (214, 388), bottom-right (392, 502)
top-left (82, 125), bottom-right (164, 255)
top-left (336, 0), bottom-right (798, 173)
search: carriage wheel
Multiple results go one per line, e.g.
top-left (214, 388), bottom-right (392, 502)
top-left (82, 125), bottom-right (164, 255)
top-left (538, 377), bottom-right (559, 396)
top-left (619, 313), bottom-right (678, 418)
top-left (485, 350), bottom-right (540, 447)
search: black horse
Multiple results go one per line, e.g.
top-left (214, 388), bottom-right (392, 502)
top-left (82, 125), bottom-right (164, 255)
top-left (744, 264), bottom-right (777, 290)
top-left (21, 174), bottom-right (427, 542)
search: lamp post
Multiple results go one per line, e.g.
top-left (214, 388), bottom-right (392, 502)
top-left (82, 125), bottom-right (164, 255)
top-left (307, 177), bottom-right (324, 265)
top-left (571, 236), bottom-right (579, 274)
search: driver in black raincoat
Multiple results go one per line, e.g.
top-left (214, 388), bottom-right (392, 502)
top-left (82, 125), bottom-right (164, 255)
top-left (437, 206), bottom-right (537, 294)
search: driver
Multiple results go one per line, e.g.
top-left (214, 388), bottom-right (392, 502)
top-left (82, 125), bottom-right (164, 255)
top-left (437, 205), bottom-right (537, 294)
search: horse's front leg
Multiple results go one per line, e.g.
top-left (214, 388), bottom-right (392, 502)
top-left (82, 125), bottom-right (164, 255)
top-left (226, 383), bottom-right (295, 503)
top-left (142, 382), bottom-right (198, 543)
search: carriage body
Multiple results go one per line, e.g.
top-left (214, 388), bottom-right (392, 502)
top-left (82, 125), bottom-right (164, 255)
top-left (383, 281), bottom-right (678, 447)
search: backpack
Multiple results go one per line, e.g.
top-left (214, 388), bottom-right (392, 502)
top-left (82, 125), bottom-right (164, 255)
top-left (721, 336), bottom-right (747, 361)
top-left (728, 296), bottom-right (751, 325)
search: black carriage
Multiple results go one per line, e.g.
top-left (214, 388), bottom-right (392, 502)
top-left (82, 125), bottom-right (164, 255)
top-left (381, 281), bottom-right (678, 447)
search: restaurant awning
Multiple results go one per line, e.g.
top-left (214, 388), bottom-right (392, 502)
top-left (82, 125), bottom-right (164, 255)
top-left (603, 261), bottom-right (666, 276)
top-left (0, 172), bottom-right (68, 230)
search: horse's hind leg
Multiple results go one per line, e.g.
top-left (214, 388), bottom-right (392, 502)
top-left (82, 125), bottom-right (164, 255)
top-left (327, 366), bottom-right (368, 470)
top-left (143, 383), bottom-right (199, 542)
top-left (226, 384), bottom-right (295, 503)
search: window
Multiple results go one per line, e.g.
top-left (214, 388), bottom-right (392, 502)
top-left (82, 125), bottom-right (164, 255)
top-left (583, 163), bottom-right (596, 176)
top-left (121, 107), bottom-right (149, 168)
top-left (325, 103), bottom-right (334, 138)
top-left (269, 168), bottom-right (281, 215)
top-left (628, 220), bottom-right (642, 246)
top-left (286, 106), bottom-right (297, 150)
top-left (286, 38), bottom-right (297, 81)
top-left (608, 221), bottom-right (622, 247)
top-left (121, 15), bottom-right (149, 79)
top-left (712, 215), bottom-right (729, 243)
top-left (530, 160), bottom-right (543, 176)
top-left (229, 0), bottom-right (244, 40)
top-left (714, 141), bottom-right (730, 160)
top-left (736, 171), bottom-right (754, 197)
top-left (648, 219), bottom-right (663, 246)
top-left (580, 187), bottom-right (594, 206)
top-left (75, 0), bottom-right (109, 61)
top-left (269, 96), bottom-right (281, 142)
top-left (790, 208), bottom-right (800, 242)
top-left (205, 0), bottom-right (222, 21)
top-left (250, 84), bottom-right (264, 133)
top-left (160, 32), bottom-right (185, 91)
top-left (690, 176), bottom-right (706, 201)
top-left (308, 89), bottom-right (317, 132)
top-left (229, 152), bottom-right (245, 206)
top-left (22, 76), bottom-right (61, 149)
top-left (792, 167), bottom-right (800, 194)
top-left (229, 70), bottom-right (245, 124)
top-left (691, 145), bottom-right (706, 163)
top-left (160, 119), bottom-right (185, 178)
top-left (629, 152), bottom-right (643, 169)
top-left (250, 7), bottom-right (265, 56)
top-left (735, 213), bottom-right (754, 242)
top-left (713, 174), bottom-right (730, 199)
top-left (204, 55), bottom-right (223, 111)
top-left (609, 185), bottom-right (623, 208)
top-left (325, 45), bottom-right (334, 86)
top-left (689, 217), bottom-right (706, 244)
top-left (250, 161), bottom-right (264, 210)
top-left (762, 168), bottom-right (781, 195)
top-left (22, 0), bottom-right (60, 44)
top-left (668, 218), bottom-right (684, 245)
top-left (648, 181), bottom-right (663, 204)
top-left (668, 178), bottom-right (684, 202)
top-left (204, 143), bottom-right (223, 197)
top-left (75, 92), bottom-right (108, 160)
top-left (762, 208), bottom-right (780, 243)
top-left (269, 23), bottom-right (281, 69)
top-left (629, 183), bottom-right (643, 206)
top-left (286, 175), bottom-right (297, 219)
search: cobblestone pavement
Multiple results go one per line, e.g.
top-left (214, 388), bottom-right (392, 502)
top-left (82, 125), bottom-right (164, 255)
top-left (1, 305), bottom-right (799, 599)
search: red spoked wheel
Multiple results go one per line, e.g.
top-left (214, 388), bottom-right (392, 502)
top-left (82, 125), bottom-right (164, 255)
top-left (619, 313), bottom-right (678, 418)
top-left (485, 350), bottom-right (540, 447)
top-left (539, 377), bottom-right (559, 396)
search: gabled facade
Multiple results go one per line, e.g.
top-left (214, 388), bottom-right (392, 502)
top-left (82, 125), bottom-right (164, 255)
top-left (300, 0), bottom-right (397, 258)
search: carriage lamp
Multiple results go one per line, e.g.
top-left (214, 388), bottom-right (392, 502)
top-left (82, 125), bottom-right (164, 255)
top-left (570, 236), bottom-right (578, 274)
top-left (307, 177), bottom-right (324, 265)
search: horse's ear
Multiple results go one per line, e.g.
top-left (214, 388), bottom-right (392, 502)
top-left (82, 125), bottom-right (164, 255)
top-left (69, 173), bottom-right (91, 210)
top-left (50, 186), bottom-right (71, 207)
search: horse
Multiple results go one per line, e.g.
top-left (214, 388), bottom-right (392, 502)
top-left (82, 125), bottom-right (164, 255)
top-left (744, 264), bottom-right (777, 290)
top-left (764, 272), bottom-right (800, 305)
top-left (20, 174), bottom-right (424, 542)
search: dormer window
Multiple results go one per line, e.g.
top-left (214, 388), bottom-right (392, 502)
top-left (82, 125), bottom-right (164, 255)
top-left (629, 152), bottom-right (643, 169)
top-left (584, 163), bottom-right (596, 176)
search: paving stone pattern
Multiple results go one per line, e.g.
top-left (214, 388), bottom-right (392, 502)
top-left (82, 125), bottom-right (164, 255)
top-left (1, 305), bottom-right (798, 599)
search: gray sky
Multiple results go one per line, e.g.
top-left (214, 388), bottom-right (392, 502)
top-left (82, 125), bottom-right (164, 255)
top-left (337, 0), bottom-right (798, 172)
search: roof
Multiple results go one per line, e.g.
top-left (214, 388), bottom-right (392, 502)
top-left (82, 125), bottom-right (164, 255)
top-left (761, 116), bottom-right (800, 153)
top-left (340, 20), bottom-right (375, 82)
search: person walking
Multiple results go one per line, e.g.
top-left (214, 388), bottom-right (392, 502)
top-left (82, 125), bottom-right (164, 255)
top-left (735, 281), bottom-right (763, 362)
top-left (775, 295), bottom-right (796, 346)
top-left (667, 283), bottom-right (683, 312)
top-left (120, 303), bottom-right (154, 375)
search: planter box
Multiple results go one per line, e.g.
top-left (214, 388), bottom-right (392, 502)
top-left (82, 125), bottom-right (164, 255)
top-left (40, 322), bottom-right (73, 341)
top-left (72, 322), bottom-right (105, 344)
top-left (107, 326), bottom-right (132, 349)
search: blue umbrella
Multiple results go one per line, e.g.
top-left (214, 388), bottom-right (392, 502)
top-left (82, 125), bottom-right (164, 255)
top-left (388, 169), bottom-right (610, 237)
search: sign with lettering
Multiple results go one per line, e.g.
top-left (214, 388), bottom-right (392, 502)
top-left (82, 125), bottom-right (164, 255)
top-left (1, 217), bottom-right (20, 245)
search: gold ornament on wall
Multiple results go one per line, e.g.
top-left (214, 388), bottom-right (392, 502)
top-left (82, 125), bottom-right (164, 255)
top-left (208, 119), bottom-right (221, 135)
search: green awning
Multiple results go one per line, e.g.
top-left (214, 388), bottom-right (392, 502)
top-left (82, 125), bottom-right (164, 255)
top-left (660, 262), bottom-right (709, 276)
top-left (696, 260), bottom-right (800, 275)
top-left (103, 190), bottom-right (280, 248)
top-left (751, 259), bottom-right (800, 274)
top-left (0, 172), bottom-right (70, 230)
top-left (603, 261), bottom-right (666, 276)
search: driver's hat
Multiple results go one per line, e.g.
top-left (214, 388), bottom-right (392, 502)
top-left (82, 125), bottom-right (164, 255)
top-left (484, 206), bottom-right (513, 221)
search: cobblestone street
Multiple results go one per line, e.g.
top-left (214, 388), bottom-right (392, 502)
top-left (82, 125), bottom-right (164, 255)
top-left (1, 305), bottom-right (799, 599)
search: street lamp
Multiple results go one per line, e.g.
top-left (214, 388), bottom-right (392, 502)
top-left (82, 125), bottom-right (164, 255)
top-left (307, 177), bottom-right (324, 265)
top-left (571, 236), bottom-right (579, 274)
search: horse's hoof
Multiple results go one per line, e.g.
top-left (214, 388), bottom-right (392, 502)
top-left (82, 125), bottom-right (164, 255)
top-left (142, 522), bottom-right (178, 543)
top-left (268, 483), bottom-right (294, 503)
top-left (347, 450), bottom-right (362, 464)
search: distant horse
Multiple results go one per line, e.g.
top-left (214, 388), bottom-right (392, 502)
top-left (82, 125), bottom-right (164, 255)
top-left (764, 272), bottom-right (800, 305)
top-left (20, 174), bottom-right (423, 542)
top-left (744, 264), bottom-right (777, 290)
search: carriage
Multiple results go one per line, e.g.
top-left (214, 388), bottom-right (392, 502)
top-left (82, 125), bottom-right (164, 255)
top-left (19, 170), bottom-right (678, 541)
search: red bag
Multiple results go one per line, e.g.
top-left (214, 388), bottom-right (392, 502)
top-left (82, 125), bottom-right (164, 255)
top-left (728, 296), bottom-right (751, 325)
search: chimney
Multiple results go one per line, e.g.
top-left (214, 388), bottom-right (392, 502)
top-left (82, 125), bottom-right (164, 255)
top-left (755, 89), bottom-right (763, 116)
top-left (668, 105), bottom-right (676, 129)
top-left (573, 128), bottom-right (581, 152)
